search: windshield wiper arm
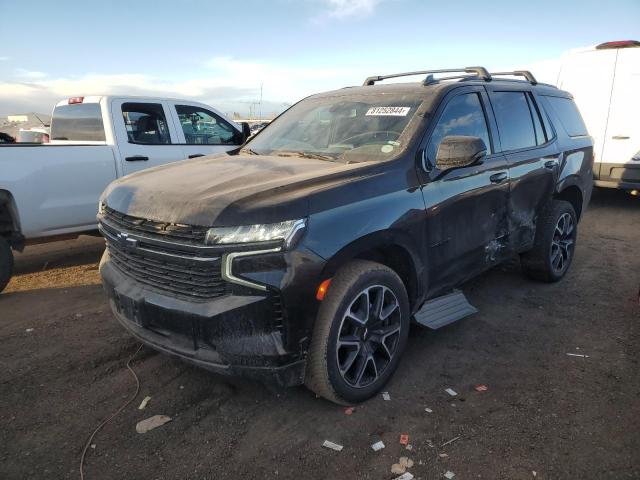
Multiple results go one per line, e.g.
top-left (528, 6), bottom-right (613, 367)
top-left (276, 151), bottom-right (336, 162)
top-left (240, 147), bottom-right (260, 155)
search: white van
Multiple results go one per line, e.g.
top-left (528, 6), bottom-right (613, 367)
top-left (557, 40), bottom-right (640, 192)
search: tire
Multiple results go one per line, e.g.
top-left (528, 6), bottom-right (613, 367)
top-left (0, 237), bottom-right (14, 294)
top-left (305, 260), bottom-right (410, 405)
top-left (521, 200), bottom-right (577, 283)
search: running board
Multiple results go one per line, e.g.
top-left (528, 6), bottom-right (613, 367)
top-left (414, 290), bottom-right (478, 329)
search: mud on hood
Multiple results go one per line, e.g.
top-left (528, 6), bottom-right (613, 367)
top-left (102, 153), bottom-right (372, 227)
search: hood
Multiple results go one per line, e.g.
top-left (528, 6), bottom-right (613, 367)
top-left (102, 153), bottom-right (373, 226)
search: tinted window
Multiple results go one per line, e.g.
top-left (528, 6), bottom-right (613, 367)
top-left (50, 103), bottom-right (105, 141)
top-left (428, 93), bottom-right (492, 161)
top-left (544, 96), bottom-right (588, 137)
top-left (175, 105), bottom-right (239, 145)
top-left (122, 103), bottom-right (171, 144)
top-left (491, 91), bottom-right (537, 151)
top-left (526, 93), bottom-right (547, 145)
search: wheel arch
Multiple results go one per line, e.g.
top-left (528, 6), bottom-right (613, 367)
top-left (0, 190), bottom-right (23, 250)
top-left (554, 183), bottom-right (584, 220)
top-left (319, 230), bottom-right (425, 312)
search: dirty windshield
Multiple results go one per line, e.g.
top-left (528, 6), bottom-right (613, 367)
top-left (244, 94), bottom-right (423, 162)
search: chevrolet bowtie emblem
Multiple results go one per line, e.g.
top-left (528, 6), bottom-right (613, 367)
top-left (116, 232), bottom-right (138, 250)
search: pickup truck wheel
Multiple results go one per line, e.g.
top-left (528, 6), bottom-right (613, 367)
top-left (305, 260), bottom-right (410, 405)
top-left (521, 200), bottom-right (577, 282)
top-left (0, 237), bottom-right (14, 293)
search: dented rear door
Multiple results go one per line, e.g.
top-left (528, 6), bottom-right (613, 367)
top-left (487, 88), bottom-right (557, 251)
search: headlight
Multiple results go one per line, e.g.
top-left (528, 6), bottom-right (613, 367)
top-left (205, 219), bottom-right (306, 247)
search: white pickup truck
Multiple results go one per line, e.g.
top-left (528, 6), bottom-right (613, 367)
top-left (0, 95), bottom-right (251, 292)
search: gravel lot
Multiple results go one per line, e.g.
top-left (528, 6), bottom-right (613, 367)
top-left (1, 188), bottom-right (638, 480)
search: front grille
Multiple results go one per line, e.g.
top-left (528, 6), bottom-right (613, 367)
top-left (102, 205), bottom-right (209, 245)
top-left (100, 209), bottom-right (228, 300)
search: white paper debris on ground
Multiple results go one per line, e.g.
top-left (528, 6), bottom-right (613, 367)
top-left (400, 457), bottom-right (414, 468)
top-left (532, 472), bottom-right (537, 477)
top-left (371, 440), bottom-right (385, 451)
top-left (439, 453), bottom-right (449, 458)
top-left (444, 471), bottom-right (456, 479)
top-left (382, 392), bottom-right (391, 401)
top-left (425, 407), bottom-right (433, 413)
top-left (322, 440), bottom-right (343, 452)
top-left (138, 396), bottom-right (152, 410)
top-left (405, 444), bottom-right (413, 451)
top-left (90, 444), bottom-right (96, 449)
top-left (445, 388), bottom-right (457, 396)
top-left (566, 353), bottom-right (590, 358)
top-left (394, 473), bottom-right (414, 480)
top-left (391, 456), bottom-right (414, 473)
top-left (135, 415), bottom-right (171, 434)
top-left (25, 328), bottom-right (34, 333)
top-left (426, 439), bottom-right (435, 448)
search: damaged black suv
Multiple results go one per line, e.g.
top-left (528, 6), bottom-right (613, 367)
top-left (98, 67), bottom-right (593, 404)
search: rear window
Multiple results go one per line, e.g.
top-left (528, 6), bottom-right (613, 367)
top-left (544, 96), bottom-right (588, 137)
top-left (50, 103), bottom-right (106, 141)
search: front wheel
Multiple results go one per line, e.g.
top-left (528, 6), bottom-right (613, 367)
top-left (521, 200), bottom-right (578, 282)
top-left (0, 237), bottom-right (14, 293)
top-left (305, 260), bottom-right (410, 404)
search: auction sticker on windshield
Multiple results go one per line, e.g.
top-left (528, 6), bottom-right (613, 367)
top-left (366, 106), bottom-right (411, 116)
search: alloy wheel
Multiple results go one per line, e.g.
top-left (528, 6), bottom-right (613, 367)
top-left (550, 212), bottom-right (575, 274)
top-left (335, 285), bottom-right (402, 388)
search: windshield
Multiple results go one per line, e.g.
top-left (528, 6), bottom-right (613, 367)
top-left (244, 93), bottom-right (424, 163)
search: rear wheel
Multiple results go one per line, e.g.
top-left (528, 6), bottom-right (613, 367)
top-left (521, 200), bottom-right (577, 282)
top-left (0, 237), bottom-right (14, 293)
top-left (305, 260), bottom-right (410, 404)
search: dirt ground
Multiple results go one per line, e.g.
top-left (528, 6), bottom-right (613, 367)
top-left (1, 188), bottom-right (638, 480)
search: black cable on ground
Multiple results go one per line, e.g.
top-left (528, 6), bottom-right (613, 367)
top-left (79, 343), bottom-right (143, 480)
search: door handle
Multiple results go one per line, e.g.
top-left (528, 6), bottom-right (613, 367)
top-left (489, 172), bottom-right (508, 184)
top-left (125, 155), bottom-right (149, 162)
top-left (544, 160), bottom-right (558, 169)
top-left (188, 154), bottom-right (205, 159)
top-left (612, 135), bottom-right (630, 140)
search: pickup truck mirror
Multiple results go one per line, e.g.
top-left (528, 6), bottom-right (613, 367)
top-left (435, 135), bottom-right (487, 171)
top-left (241, 122), bottom-right (252, 143)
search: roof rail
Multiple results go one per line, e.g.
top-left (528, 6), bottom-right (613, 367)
top-left (490, 70), bottom-right (538, 85)
top-left (362, 66), bottom-right (491, 86)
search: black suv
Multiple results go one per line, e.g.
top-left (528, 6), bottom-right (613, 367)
top-left (98, 67), bottom-right (593, 404)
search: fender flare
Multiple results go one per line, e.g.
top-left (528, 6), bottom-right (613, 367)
top-left (319, 229), bottom-right (427, 310)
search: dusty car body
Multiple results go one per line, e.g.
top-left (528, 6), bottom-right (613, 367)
top-left (98, 67), bottom-right (593, 404)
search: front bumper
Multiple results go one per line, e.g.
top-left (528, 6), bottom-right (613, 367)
top-left (100, 251), bottom-right (306, 387)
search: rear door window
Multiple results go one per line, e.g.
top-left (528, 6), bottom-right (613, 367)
top-left (50, 103), bottom-right (106, 141)
top-left (174, 105), bottom-right (239, 145)
top-left (427, 92), bottom-right (492, 161)
top-left (544, 96), bottom-right (588, 137)
top-left (121, 103), bottom-right (171, 144)
top-left (491, 91), bottom-right (537, 151)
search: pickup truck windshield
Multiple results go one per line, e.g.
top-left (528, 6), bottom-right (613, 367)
top-left (245, 94), bottom-right (423, 162)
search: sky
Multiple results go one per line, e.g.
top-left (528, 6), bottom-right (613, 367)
top-left (1, 0), bottom-right (639, 117)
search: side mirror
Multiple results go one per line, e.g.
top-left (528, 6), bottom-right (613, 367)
top-left (435, 135), bottom-right (487, 171)
top-left (241, 122), bottom-right (252, 143)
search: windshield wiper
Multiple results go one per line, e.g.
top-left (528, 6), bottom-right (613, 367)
top-left (240, 147), bottom-right (260, 155)
top-left (276, 151), bottom-right (337, 162)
